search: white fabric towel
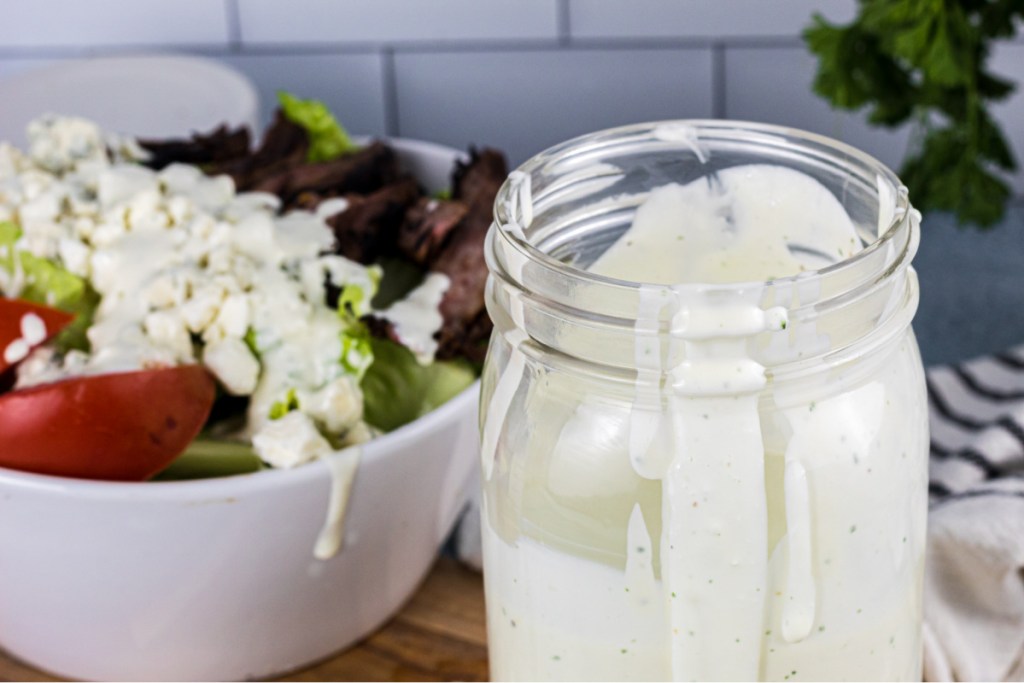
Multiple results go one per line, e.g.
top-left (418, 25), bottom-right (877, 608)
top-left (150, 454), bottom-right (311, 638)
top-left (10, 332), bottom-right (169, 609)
top-left (924, 348), bottom-right (1024, 681)
top-left (454, 346), bottom-right (1024, 680)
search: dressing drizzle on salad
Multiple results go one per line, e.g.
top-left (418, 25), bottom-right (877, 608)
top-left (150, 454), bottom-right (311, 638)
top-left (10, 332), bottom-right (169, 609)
top-left (2, 115), bottom-right (392, 466)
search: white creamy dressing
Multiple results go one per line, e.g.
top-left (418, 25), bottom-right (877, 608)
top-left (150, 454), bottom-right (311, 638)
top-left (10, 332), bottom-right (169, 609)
top-left (484, 156), bottom-right (924, 680)
top-left (314, 445), bottom-right (362, 560)
top-left (590, 164), bottom-right (859, 284)
top-left (653, 122), bottom-right (708, 163)
top-left (377, 272), bottom-right (450, 364)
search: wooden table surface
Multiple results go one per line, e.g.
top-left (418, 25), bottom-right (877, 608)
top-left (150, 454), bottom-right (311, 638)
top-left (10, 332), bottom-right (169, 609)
top-left (0, 557), bottom-right (489, 682)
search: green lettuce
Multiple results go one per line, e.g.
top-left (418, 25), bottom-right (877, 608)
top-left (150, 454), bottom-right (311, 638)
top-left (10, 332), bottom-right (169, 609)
top-left (337, 281), bottom-right (377, 380)
top-left (340, 326), bottom-right (374, 378)
top-left (243, 327), bottom-right (260, 357)
top-left (268, 388), bottom-right (300, 420)
top-left (0, 221), bottom-right (97, 350)
top-left (277, 91), bottom-right (357, 162)
top-left (371, 256), bottom-right (425, 309)
top-left (360, 337), bottom-right (476, 432)
top-left (152, 439), bottom-right (264, 481)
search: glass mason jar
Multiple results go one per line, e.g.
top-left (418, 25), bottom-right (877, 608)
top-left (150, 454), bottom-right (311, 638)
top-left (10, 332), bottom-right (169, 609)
top-left (479, 121), bottom-right (928, 682)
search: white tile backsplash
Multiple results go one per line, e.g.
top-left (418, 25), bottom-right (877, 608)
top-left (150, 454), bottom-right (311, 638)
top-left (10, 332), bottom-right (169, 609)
top-left (393, 48), bottom-right (713, 165)
top-left (0, 0), bottom-right (230, 49)
top-left (219, 53), bottom-right (387, 135)
top-left (568, 0), bottom-right (857, 40)
top-left (723, 46), bottom-right (911, 172)
top-left (237, 0), bottom-right (560, 45)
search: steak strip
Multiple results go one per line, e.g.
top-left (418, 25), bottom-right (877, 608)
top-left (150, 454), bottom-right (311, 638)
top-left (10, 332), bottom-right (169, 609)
top-left (326, 177), bottom-right (422, 264)
top-left (397, 197), bottom-right (470, 265)
top-left (209, 112), bottom-right (309, 191)
top-left (248, 142), bottom-right (401, 210)
top-left (430, 147), bottom-right (508, 361)
top-left (138, 124), bottom-right (251, 171)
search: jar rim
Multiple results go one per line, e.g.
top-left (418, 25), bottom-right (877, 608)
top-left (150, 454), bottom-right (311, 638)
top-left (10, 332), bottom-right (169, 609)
top-left (492, 119), bottom-right (914, 297)
top-left (485, 119), bottom-right (921, 376)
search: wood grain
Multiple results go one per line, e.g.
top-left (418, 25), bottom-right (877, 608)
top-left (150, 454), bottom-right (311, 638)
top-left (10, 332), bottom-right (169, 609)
top-left (0, 557), bottom-right (489, 683)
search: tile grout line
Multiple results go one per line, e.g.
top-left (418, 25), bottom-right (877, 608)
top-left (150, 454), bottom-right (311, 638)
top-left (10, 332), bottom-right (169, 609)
top-left (0, 44), bottom-right (244, 59)
top-left (225, 0), bottom-right (243, 52)
top-left (0, 36), bottom-right (824, 60)
top-left (381, 48), bottom-right (400, 137)
top-left (711, 41), bottom-right (726, 119)
top-left (556, 0), bottom-right (571, 46)
top-left (1, 28), bottom-right (1022, 61)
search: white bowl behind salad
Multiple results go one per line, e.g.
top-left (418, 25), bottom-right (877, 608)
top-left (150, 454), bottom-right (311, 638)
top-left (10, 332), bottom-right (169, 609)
top-left (0, 56), bottom-right (260, 147)
top-left (0, 139), bottom-right (482, 682)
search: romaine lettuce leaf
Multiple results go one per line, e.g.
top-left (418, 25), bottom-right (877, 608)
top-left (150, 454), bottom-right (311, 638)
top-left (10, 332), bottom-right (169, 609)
top-left (277, 91), bottom-right (357, 162)
top-left (0, 221), bottom-right (97, 350)
top-left (371, 256), bottom-right (424, 309)
top-left (337, 281), bottom-right (376, 380)
top-left (360, 337), bottom-right (476, 432)
top-left (152, 439), bottom-right (264, 481)
top-left (341, 325), bottom-right (374, 378)
top-left (268, 388), bottom-right (300, 420)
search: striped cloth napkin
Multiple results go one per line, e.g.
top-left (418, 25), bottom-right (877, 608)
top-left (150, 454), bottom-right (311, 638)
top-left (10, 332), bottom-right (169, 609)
top-left (924, 347), bottom-right (1024, 682)
top-left (455, 348), bottom-right (1024, 680)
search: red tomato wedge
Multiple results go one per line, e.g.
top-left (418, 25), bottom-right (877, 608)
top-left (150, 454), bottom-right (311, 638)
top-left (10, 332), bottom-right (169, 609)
top-left (0, 365), bottom-right (216, 481)
top-left (0, 298), bottom-right (75, 374)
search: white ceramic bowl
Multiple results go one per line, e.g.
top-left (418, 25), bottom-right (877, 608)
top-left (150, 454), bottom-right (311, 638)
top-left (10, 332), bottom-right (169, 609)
top-left (0, 139), bottom-right (482, 681)
top-left (0, 55), bottom-right (260, 148)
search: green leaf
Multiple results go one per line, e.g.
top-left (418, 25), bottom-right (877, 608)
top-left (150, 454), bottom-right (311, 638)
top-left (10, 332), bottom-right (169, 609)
top-left (0, 221), bottom-right (97, 350)
top-left (976, 70), bottom-right (1016, 101)
top-left (152, 439), bottom-right (264, 481)
top-left (338, 283), bottom-right (367, 320)
top-left (976, 109), bottom-right (1017, 170)
top-left (917, 21), bottom-right (972, 88)
top-left (900, 126), bottom-right (1012, 228)
top-left (940, 164), bottom-right (1011, 228)
top-left (335, 281), bottom-right (376, 379)
top-left (371, 257), bottom-right (425, 309)
top-left (243, 327), bottom-right (260, 356)
top-left (269, 388), bottom-right (300, 420)
top-left (978, 0), bottom-right (1024, 38)
top-left (340, 324), bottom-right (374, 378)
top-left (277, 91), bottom-right (357, 162)
top-left (805, 17), bottom-right (872, 110)
top-left (0, 221), bottom-right (19, 263)
top-left (803, 0), bottom-right (1021, 229)
top-left (360, 337), bottom-right (476, 433)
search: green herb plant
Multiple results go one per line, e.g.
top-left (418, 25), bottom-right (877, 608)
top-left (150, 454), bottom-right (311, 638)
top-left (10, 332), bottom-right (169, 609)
top-left (805, 1), bottom-right (1023, 227)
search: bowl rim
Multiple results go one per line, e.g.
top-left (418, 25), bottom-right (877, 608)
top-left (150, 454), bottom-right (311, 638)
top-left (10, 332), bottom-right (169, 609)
top-left (0, 135), bottom-right (481, 501)
top-left (0, 380), bottom-right (480, 500)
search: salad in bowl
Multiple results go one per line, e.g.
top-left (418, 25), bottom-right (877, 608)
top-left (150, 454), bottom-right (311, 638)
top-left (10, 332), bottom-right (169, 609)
top-left (0, 94), bottom-right (505, 680)
top-left (0, 92), bottom-right (504, 484)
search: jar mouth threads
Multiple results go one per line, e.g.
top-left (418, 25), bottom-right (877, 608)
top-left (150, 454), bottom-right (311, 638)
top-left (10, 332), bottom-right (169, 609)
top-left (493, 119), bottom-right (914, 292)
top-left (485, 120), bottom-right (920, 377)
